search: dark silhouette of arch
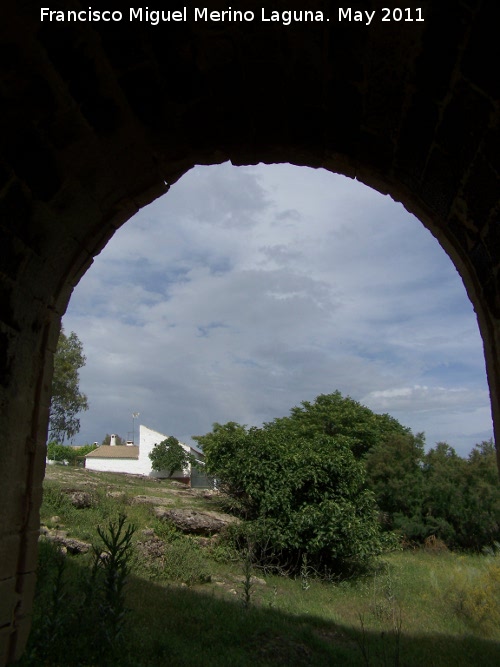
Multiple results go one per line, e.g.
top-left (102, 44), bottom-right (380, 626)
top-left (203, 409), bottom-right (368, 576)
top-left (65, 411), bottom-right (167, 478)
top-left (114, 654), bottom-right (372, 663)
top-left (0, 2), bottom-right (499, 662)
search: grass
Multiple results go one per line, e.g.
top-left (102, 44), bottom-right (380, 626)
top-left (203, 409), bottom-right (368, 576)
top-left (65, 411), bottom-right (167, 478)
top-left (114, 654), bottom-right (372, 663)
top-left (15, 465), bottom-right (500, 666)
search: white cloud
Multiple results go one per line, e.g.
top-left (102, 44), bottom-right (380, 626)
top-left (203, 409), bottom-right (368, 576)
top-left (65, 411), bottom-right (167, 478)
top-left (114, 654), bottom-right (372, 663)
top-left (63, 163), bottom-right (493, 456)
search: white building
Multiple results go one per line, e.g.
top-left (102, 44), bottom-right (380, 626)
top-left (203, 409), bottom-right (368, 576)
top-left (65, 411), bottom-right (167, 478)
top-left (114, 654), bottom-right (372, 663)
top-left (85, 424), bottom-right (203, 481)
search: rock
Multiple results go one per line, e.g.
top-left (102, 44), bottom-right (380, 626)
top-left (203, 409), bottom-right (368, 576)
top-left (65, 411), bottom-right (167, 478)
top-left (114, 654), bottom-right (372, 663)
top-left (41, 531), bottom-right (91, 555)
top-left (234, 575), bottom-right (267, 586)
top-left (131, 495), bottom-right (173, 507)
top-left (136, 537), bottom-right (166, 561)
top-left (60, 537), bottom-right (92, 555)
top-left (107, 491), bottom-right (127, 501)
top-left (153, 508), bottom-right (237, 536)
top-left (62, 489), bottom-right (92, 508)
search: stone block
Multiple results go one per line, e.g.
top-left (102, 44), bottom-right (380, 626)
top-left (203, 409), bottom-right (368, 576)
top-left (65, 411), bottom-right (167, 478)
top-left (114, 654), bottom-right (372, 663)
top-left (0, 577), bottom-right (18, 630)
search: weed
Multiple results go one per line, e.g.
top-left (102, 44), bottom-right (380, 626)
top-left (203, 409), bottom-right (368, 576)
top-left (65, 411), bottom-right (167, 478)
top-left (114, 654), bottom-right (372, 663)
top-left (152, 517), bottom-right (183, 542)
top-left (24, 541), bottom-right (69, 664)
top-left (91, 513), bottom-right (136, 649)
top-left (300, 553), bottom-right (311, 591)
top-left (20, 467), bottom-right (500, 666)
top-left (163, 537), bottom-right (211, 585)
top-left (42, 484), bottom-right (75, 516)
top-left (424, 534), bottom-right (448, 553)
top-left (241, 544), bottom-right (254, 608)
top-left (358, 567), bottom-right (404, 666)
top-left (448, 558), bottom-right (500, 634)
top-left (207, 540), bottom-right (240, 564)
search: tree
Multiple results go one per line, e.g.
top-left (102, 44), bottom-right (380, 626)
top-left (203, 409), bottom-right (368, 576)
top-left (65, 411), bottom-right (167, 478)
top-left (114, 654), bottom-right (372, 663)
top-left (269, 391), bottom-right (410, 459)
top-left (148, 436), bottom-right (195, 477)
top-left (47, 441), bottom-right (97, 465)
top-left (459, 440), bottom-right (500, 549)
top-left (49, 330), bottom-right (89, 443)
top-left (365, 432), bottom-right (426, 538)
top-left (419, 442), bottom-right (467, 545)
top-left (196, 413), bottom-right (388, 575)
top-left (364, 434), bottom-right (500, 550)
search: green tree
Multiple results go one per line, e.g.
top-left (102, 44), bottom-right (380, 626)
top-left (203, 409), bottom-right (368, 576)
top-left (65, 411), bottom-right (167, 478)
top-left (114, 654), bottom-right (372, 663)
top-left (193, 421), bottom-right (248, 497)
top-left (196, 414), bottom-right (388, 575)
top-left (270, 391), bottom-right (410, 459)
top-left (459, 440), bottom-right (500, 549)
top-left (420, 442), bottom-right (467, 545)
top-left (365, 435), bottom-right (500, 550)
top-left (46, 441), bottom-right (97, 465)
top-left (49, 330), bottom-right (89, 443)
top-left (365, 432), bottom-right (426, 538)
top-left (149, 436), bottom-right (195, 477)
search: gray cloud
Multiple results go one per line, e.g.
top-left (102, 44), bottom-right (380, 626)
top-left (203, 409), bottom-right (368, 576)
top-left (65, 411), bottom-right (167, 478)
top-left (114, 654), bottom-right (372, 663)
top-left (63, 164), bottom-right (493, 456)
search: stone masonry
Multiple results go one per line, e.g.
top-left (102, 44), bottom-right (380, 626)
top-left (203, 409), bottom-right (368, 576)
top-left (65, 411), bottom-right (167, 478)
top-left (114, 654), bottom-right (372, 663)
top-left (0, 1), bottom-right (499, 662)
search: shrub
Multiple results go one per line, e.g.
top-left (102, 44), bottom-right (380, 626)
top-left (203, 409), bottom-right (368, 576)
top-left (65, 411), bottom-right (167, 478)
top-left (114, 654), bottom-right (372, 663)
top-left (163, 538), bottom-right (211, 585)
top-left (197, 419), bottom-right (386, 576)
top-left (42, 484), bottom-right (76, 517)
top-left (447, 557), bottom-right (500, 635)
top-left (19, 514), bottom-right (136, 666)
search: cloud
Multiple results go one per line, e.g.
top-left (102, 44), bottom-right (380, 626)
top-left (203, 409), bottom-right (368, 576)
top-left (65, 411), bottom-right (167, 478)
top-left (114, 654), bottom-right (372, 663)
top-left (63, 163), bottom-right (493, 457)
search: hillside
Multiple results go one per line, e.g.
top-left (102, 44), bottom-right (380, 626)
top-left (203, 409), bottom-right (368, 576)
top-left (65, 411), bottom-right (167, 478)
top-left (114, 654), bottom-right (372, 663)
top-left (15, 465), bottom-right (500, 666)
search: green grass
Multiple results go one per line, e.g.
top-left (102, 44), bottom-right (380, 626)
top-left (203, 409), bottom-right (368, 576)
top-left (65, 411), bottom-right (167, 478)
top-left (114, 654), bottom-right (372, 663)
top-left (16, 466), bottom-right (500, 666)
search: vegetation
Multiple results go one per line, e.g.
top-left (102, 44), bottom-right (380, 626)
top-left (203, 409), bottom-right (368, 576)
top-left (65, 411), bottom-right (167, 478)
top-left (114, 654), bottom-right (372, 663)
top-left (367, 437), bottom-right (500, 550)
top-left (16, 465), bottom-right (500, 666)
top-left (26, 390), bottom-right (499, 664)
top-left (197, 393), bottom-right (499, 556)
top-left (149, 436), bottom-right (196, 477)
top-left (22, 511), bottom-right (135, 666)
top-left (196, 419), bottom-right (387, 575)
top-left (49, 329), bottom-right (89, 443)
top-left (268, 391), bottom-right (410, 458)
top-left (46, 442), bottom-right (97, 465)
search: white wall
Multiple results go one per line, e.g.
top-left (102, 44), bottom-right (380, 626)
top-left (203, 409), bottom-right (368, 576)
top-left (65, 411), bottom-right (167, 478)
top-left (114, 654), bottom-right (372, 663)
top-left (86, 425), bottom-right (194, 478)
top-left (140, 425), bottom-right (193, 478)
top-left (84, 457), bottom-right (144, 474)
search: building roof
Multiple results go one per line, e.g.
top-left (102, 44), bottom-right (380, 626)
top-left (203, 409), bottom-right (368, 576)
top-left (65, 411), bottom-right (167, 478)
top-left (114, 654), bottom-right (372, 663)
top-left (85, 445), bottom-right (139, 459)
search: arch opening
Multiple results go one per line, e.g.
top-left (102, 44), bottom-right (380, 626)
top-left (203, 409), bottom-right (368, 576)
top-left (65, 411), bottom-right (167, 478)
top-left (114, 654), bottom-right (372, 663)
top-left (64, 162), bottom-right (493, 459)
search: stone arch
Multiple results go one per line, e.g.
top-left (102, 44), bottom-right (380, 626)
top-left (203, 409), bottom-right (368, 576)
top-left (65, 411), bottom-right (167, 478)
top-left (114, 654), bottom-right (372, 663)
top-left (1, 2), bottom-right (499, 662)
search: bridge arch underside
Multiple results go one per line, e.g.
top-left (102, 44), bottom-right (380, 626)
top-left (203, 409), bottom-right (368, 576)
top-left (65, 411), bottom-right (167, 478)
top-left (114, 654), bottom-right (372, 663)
top-left (1, 2), bottom-right (499, 662)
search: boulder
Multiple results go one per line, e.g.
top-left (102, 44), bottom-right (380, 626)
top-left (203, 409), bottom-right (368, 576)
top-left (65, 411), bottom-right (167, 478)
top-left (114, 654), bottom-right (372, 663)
top-left (40, 528), bottom-right (91, 555)
top-left (62, 489), bottom-right (93, 508)
top-left (131, 495), bottom-right (173, 507)
top-left (154, 508), bottom-right (237, 536)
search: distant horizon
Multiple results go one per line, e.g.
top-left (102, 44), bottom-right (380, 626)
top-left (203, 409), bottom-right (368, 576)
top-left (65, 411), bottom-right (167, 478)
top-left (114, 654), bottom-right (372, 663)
top-left (62, 163), bottom-right (493, 458)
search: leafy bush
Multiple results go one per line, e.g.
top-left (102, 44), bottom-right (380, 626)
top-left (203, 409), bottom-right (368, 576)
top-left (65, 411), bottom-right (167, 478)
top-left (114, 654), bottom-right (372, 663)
top-left (42, 484), bottom-right (76, 516)
top-left (269, 391), bottom-right (410, 459)
top-left (447, 557), bottom-right (500, 635)
top-left (153, 518), bottom-right (183, 543)
top-left (197, 415), bottom-right (387, 575)
top-left (367, 437), bottom-right (500, 551)
top-left (46, 441), bottom-right (97, 465)
top-left (163, 538), bottom-right (211, 585)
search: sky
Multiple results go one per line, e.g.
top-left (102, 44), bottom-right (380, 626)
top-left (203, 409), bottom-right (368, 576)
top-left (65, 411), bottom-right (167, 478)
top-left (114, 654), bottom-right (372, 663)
top-left (62, 162), bottom-right (494, 457)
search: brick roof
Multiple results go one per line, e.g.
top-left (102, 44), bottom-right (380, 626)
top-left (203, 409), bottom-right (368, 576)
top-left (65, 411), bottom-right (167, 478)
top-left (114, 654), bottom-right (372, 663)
top-left (85, 446), bottom-right (139, 459)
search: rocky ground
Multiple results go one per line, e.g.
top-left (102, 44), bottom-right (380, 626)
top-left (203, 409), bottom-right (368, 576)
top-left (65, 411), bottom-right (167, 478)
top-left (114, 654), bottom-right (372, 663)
top-left (41, 464), bottom-right (261, 598)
